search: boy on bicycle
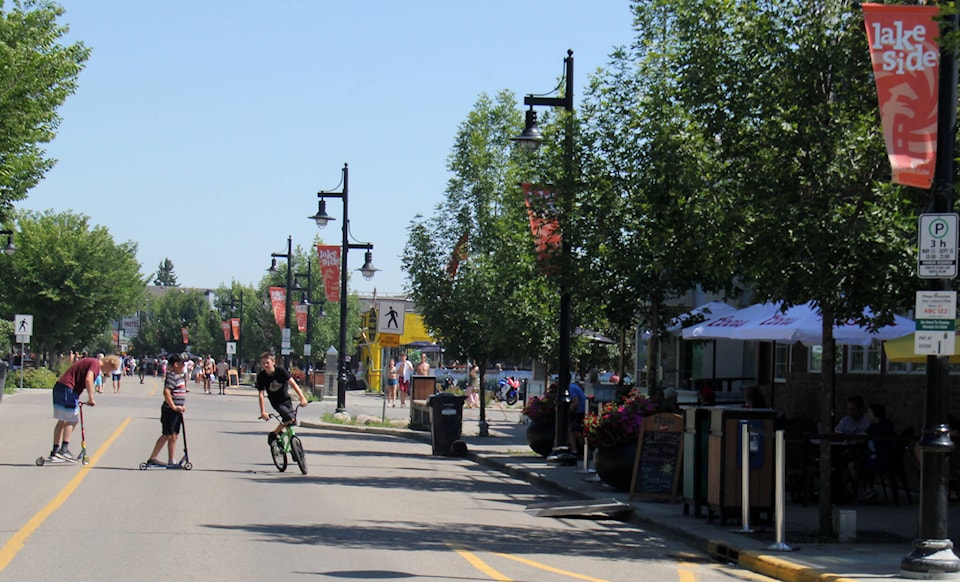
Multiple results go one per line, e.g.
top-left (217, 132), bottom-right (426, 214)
top-left (256, 351), bottom-right (308, 445)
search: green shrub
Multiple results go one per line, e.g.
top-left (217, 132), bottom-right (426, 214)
top-left (5, 367), bottom-right (59, 391)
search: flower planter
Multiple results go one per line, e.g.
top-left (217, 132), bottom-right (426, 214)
top-left (526, 420), bottom-right (555, 457)
top-left (594, 442), bottom-right (639, 492)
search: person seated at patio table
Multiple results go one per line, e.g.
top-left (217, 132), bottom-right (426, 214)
top-left (852, 403), bottom-right (896, 503)
top-left (834, 395), bottom-right (871, 435)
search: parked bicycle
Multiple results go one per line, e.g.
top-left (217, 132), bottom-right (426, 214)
top-left (264, 412), bottom-right (307, 475)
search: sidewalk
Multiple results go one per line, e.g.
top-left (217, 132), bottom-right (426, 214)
top-left (307, 390), bottom-right (960, 582)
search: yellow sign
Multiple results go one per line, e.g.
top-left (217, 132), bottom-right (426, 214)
top-left (379, 333), bottom-right (400, 347)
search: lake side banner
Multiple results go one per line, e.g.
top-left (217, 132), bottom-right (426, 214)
top-left (863, 3), bottom-right (940, 189)
top-left (316, 245), bottom-right (341, 302)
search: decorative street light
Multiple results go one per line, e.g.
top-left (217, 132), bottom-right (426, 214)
top-left (512, 49), bottom-right (577, 466)
top-left (267, 236), bottom-right (294, 370)
top-left (294, 259), bottom-right (325, 395)
top-left (0, 230), bottom-right (16, 255)
top-left (309, 163), bottom-right (378, 415)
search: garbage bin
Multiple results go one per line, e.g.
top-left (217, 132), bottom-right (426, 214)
top-left (427, 392), bottom-right (466, 456)
top-left (0, 360), bottom-right (7, 404)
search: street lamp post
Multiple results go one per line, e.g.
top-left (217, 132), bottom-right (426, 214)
top-left (0, 230), bottom-right (16, 255)
top-left (295, 259), bottom-right (321, 394)
top-left (225, 290), bottom-right (243, 372)
top-left (268, 236), bottom-right (294, 370)
top-left (901, 7), bottom-right (960, 578)
top-left (309, 163), bottom-right (378, 415)
top-left (512, 49), bottom-right (577, 466)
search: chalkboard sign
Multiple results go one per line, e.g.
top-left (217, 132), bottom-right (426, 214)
top-left (629, 412), bottom-right (683, 500)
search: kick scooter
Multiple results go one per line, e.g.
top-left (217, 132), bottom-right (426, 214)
top-left (37, 402), bottom-right (91, 466)
top-left (139, 411), bottom-right (193, 470)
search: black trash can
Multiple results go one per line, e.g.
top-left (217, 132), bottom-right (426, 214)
top-left (427, 392), bottom-right (466, 456)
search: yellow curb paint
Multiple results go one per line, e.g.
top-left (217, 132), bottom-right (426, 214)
top-left (0, 417), bottom-right (131, 573)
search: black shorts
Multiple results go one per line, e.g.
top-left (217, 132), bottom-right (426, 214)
top-left (274, 401), bottom-right (297, 424)
top-left (160, 406), bottom-right (183, 435)
top-left (570, 412), bottom-right (585, 432)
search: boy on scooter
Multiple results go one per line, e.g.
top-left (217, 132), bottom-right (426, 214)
top-left (144, 353), bottom-right (186, 467)
top-left (48, 354), bottom-right (121, 462)
top-left (256, 352), bottom-right (308, 445)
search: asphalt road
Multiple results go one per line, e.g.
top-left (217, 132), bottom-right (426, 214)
top-left (0, 376), bottom-right (774, 582)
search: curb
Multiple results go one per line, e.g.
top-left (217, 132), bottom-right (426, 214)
top-left (303, 420), bottom-right (849, 582)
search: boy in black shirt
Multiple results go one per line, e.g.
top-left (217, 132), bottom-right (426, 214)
top-left (256, 352), bottom-right (308, 444)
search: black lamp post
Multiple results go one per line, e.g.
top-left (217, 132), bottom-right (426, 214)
top-left (295, 259), bottom-right (324, 394)
top-left (309, 163), bottom-right (378, 414)
top-left (268, 236), bottom-right (294, 370)
top-left (512, 49), bottom-right (577, 466)
top-left (225, 290), bottom-right (243, 372)
top-left (901, 7), bottom-right (960, 578)
top-left (0, 230), bottom-right (16, 255)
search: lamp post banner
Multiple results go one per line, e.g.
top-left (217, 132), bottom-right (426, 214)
top-left (316, 245), bottom-right (341, 302)
top-left (181, 327), bottom-right (189, 345)
top-left (522, 183), bottom-right (561, 275)
top-left (269, 286), bottom-right (287, 329)
top-left (221, 321), bottom-right (231, 342)
top-left (863, 3), bottom-right (940, 189)
top-left (230, 318), bottom-right (240, 340)
top-left (295, 302), bottom-right (308, 333)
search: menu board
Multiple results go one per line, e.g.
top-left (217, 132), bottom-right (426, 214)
top-left (629, 412), bottom-right (683, 500)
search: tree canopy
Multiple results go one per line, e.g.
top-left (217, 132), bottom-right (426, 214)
top-left (0, 0), bottom-right (89, 221)
top-left (0, 209), bottom-right (144, 354)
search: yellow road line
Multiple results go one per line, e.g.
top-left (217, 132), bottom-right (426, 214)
top-left (677, 563), bottom-right (696, 582)
top-left (0, 416), bottom-right (131, 573)
top-left (448, 544), bottom-right (511, 581)
top-left (494, 552), bottom-right (609, 582)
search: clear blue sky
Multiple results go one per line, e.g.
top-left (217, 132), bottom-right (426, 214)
top-left (25, 1), bottom-right (637, 297)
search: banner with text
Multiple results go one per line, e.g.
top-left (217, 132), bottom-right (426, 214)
top-left (221, 321), bottom-right (231, 341)
top-left (317, 245), bottom-right (341, 302)
top-left (230, 317), bottom-right (241, 341)
top-left (181, 327), bottom-right (189, 345)
top-left (295, 302), bottom-right (308, 333)
top-left (863, 3), bottom-right (940, 189)
top-left (522, 183), bottom-right (561, 275)
top-left (269, 286), bottom-right (287, 329)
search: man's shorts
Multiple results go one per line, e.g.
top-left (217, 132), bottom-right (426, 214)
top-left (52, 383), bottom-right (79, 422)
top-left (160, 405), bottom-right (183, 435)
top-left (274, 401), bottom-right (297, 424)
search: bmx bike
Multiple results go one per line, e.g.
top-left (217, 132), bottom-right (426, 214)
top-left (265, 412), bottom-right (307, 475)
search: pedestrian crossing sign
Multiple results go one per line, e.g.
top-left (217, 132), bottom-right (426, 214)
top-left (377, 300), bottom-right (405, 335)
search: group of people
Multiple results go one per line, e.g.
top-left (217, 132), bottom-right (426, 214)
top-left (834, 394), bottom-right (897, 503)
top-left (45, 351), bottom-right (303, 468)
top-left (385, 352), bottom-right (432, 408)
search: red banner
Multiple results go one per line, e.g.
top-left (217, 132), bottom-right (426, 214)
top-left (181, 327), bottom-right (189, 345)
top-left (522, 183), bottom-right (561, 275)
top-left (221, 321), bottom-right (231, 342)
top-left (230, 318), bottom-right (240, 341)
top-left (269, 286), bottom-right (286, 329)
top-left (316, 245), bottom-right (341, 302)
top-left (863, 3), bottom-right (940, 189)
top-left (295, 302), bottom-right (308, 333)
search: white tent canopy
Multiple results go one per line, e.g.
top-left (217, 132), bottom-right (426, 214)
top-left (681, 301), bottom-right (913, 346)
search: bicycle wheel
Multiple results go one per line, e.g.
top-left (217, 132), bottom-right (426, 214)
top-left (290, 435), bottom-right (307, 475)
top-left (271, 439), bottom-right (287, 472)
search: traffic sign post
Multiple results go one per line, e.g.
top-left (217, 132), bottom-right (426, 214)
top-left (918, 213), bottom-right (959, 279)
top-left (377, 300), bottom-right (406, 336)
top-left (13, 315), bottom-right (31, 391)
top-left (915, 291), bottom-right (957, 356)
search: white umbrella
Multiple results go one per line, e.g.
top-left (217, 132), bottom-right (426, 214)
top-left (666, 301), bottom-right (739, 336)
top-left (681, 302), bottom-right (786, 340)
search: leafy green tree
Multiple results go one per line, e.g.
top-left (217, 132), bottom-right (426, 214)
top-left (404, 91), bottom-right (555, 405)
top-left (154, 258), bottom-right (179, 286)
top-left (0, 0), bottom-right (89, 220)
top-left (578, 45), bottom-right (740, 392)
top-left (0, 209), bottom-right (144, 357)
top-left (630, 0), bottom-right (917, 532)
